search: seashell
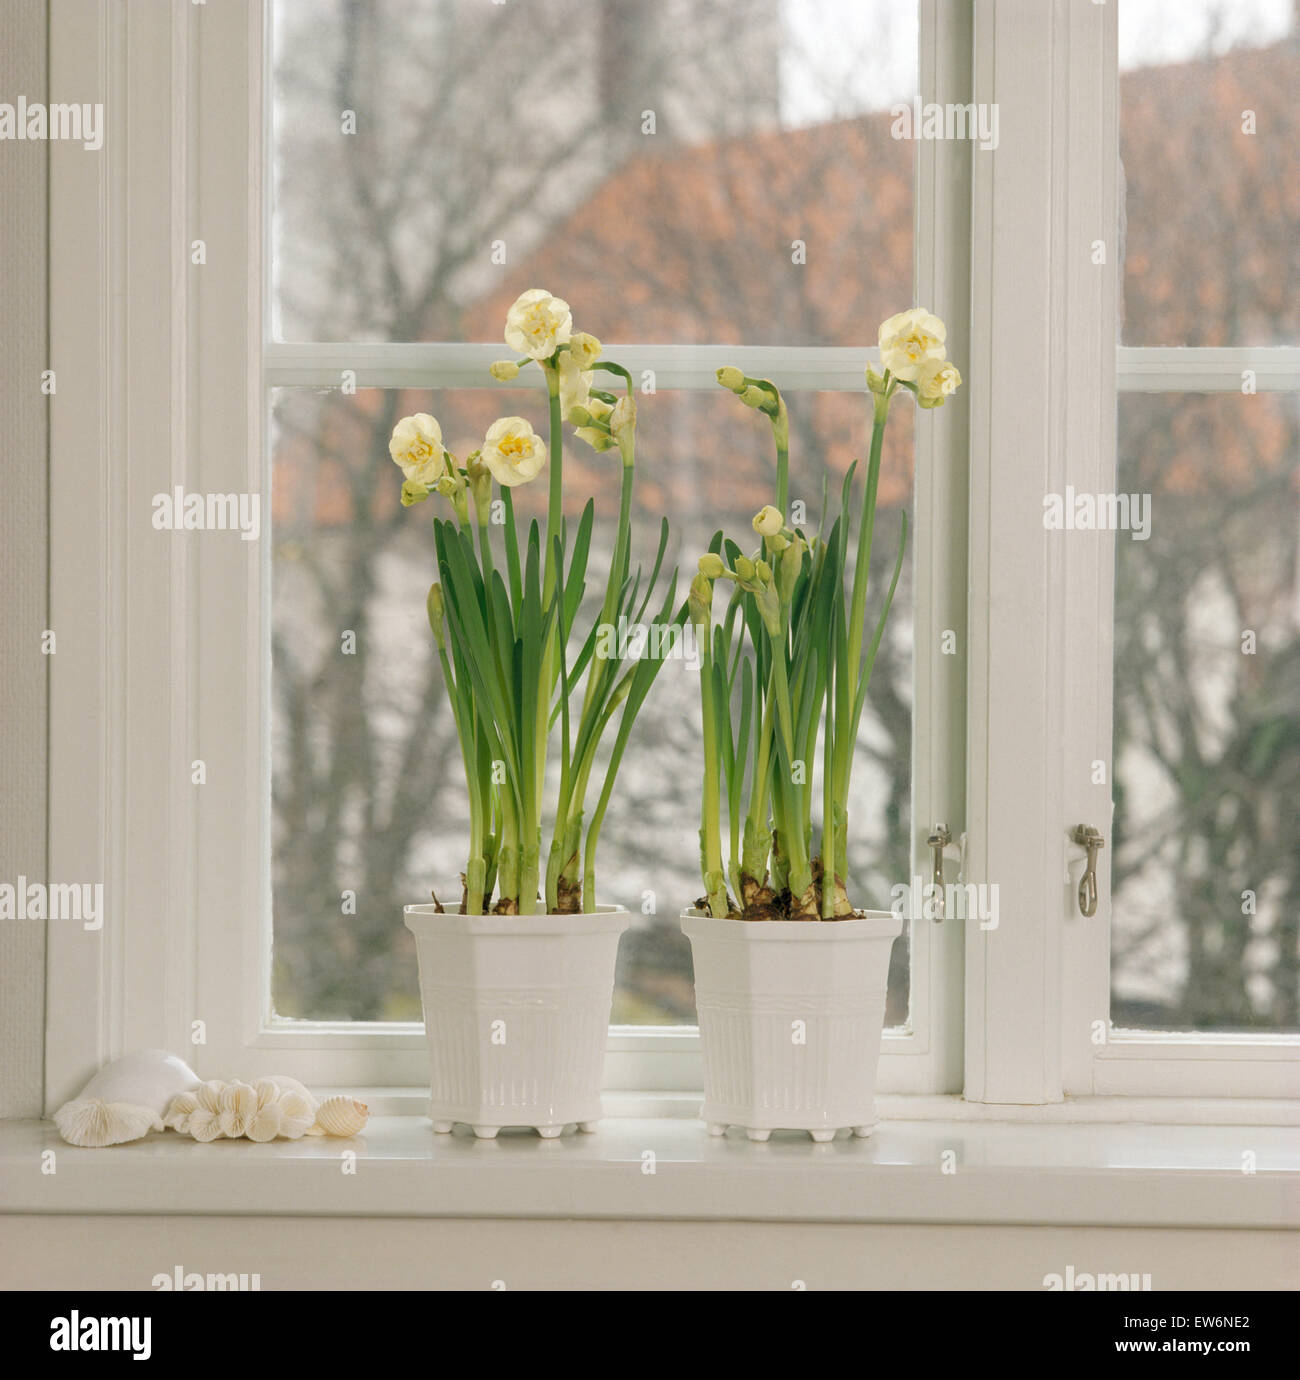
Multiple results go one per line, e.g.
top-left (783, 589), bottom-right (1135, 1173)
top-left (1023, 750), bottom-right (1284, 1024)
top-left (311, 1095), bottom-right (369, 1138)
top-left (194, 1079), bottom-right (226, 1113)
top-left (253, 1078), bottom-right (281, 1110)
top-left (265, 1074), bottom-right (316, 1106)
top-left (217, 1082), bottom-right (258, 1139)
top-left (187, 1107), bottom-right (224, 1142)
top-left (75, 1049), bottom-right (201, 1117)
top-left (54, 1098), bottom-right (163, 1148)
top-left (276, 1090), bottom-right (316, 1140)
top-left (162, 1090), bottom-right (200, 1133)
top-left (246, 1100), bottom-right (283, 1142)
top-left (53, 1049), bottom-right (200, 1147)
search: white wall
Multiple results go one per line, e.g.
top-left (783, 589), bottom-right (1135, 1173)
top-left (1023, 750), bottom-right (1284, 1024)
top-left (4, 1216), bottom-right (1296, 1291)
top-left (0, 0), bottom-right (49, 1119)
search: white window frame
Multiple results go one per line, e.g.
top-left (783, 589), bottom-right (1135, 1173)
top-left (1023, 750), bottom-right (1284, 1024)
top-left (45, 0), bottom-right (1297, 1112)
top-left (967, 0), bottom-right (1298, 1105)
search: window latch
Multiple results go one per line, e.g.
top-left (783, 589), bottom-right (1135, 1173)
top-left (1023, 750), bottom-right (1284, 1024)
top-left (926, 823), bottom-right (963, 921)
top-left (1069, 824), bottom-right (1106, 917)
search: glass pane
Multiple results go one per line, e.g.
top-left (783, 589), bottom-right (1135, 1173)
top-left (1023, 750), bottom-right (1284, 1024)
top-left (270, 387), bottom-right (913, 1026)
top-left (271, 0), bottom-right (918, 344)
top-left (1111, 390), bottom-right (1300, 1031)
top-left (1119, 0), bottom-right (1300, 345)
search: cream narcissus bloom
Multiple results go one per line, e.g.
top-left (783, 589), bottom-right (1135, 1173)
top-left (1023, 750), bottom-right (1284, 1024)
top-left (389, 413), bottom-right (445, 484)
top-left (557, 350), bottom-right (593, 420)
top-left (878, 308), bottom-right (947, 382)
top-left (752, 504), bottom-right (783, 537)
top-left (504, 288), bottom-right (573, 361)
top-left (481, 416), bottom-right (547, 487)
top-left (917, 358), bottom-right (962, 406)
top-left (568, 332), bottom-right (602, 370)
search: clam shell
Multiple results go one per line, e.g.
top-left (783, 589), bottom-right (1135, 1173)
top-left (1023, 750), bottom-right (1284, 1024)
top-left (73, 1049), bottom-right (200, 1119)
top-left (311, 1095), bottom-right (369, 1138)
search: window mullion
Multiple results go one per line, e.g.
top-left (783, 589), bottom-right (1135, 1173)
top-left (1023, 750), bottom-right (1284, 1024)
top-left (966, 0), bottom-right (1118, 1104)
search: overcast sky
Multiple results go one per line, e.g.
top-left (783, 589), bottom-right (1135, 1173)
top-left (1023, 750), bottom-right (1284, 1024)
top-left (779, 0), bottom-right (1296, 125)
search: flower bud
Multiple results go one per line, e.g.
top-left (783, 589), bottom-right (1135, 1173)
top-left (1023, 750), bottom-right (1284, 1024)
top-left (698, 552), bottom-right (727, 581)
top-left (427, 584), bottom-right (446, 647)
top-left (567, 404), bottom-right (595, 427)
top-left (734, 554), bottom-right (756, 583)
top-left (866, 365), bottom-right (888, 395)
top-left (754, 559), bottom-right (773, 585)
top-left (716, 366), bottom-right (746, 393)
top-left (688, 572), bottom-right (713, 627)
top-left (739, 385), bottom-right (769, 410)
top-left (401, 479), bottom-right (430, 507)
top-left (489, 360), bottom-right (521, 382)
top-left (752, 504), bottom-right (783, 538)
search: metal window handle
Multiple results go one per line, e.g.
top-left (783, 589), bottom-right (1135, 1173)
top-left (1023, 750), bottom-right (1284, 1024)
top-left (927, 824), bottom-right (952, 920)
top-left (1070, 824), bottom-right (1105, 917)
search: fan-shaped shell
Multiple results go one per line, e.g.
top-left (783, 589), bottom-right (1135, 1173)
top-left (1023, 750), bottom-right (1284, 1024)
top-left (312, 1095), bottom-right (369, 1137)
top-left (53, 1098), bottom-right (163, 1147)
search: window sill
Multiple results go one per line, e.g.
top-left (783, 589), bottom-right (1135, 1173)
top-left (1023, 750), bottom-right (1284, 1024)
top-left (5, 1109), bottom-right (1296, 1229)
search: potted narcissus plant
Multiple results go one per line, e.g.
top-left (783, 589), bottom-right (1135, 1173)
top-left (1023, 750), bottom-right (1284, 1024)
top-left (396, 289), bottom-right (681, 1139)
top-left (682, 309), bottom-right (961, 1142)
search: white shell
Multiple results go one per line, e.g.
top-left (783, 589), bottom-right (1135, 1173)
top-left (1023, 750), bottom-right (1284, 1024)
top-left (73, 1049), bottom-right (200, 1118)
top-left (218, 1081), bottom-right (258, 1139)
top-left (276, 1090), bottom-right (316, 1140)
top-left (311, 1095), bottom-right (369, 1138)
top-left (54, 1098), bottom-right (163, 1147)
top-left (53, 1049), bottom-right (200, 1147)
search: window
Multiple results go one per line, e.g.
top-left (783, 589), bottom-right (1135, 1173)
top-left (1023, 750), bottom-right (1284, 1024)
top-left (262, 0), bottom-right (964, 1094)
top-left (1111, 1), bottom-right (1300, 1037)
top-left (47, 0), bottom-right (1293, 1112)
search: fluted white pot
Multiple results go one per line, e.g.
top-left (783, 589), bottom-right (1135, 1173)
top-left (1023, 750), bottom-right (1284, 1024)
top-left (404, 904), bottom-right (629, 1139)
top-left (680, 908), bottom-right (902, 1142)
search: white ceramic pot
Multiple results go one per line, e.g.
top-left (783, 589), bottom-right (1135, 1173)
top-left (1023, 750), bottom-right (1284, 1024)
top-left (680, 908), bottom-right (903, 1142)
top-left (404, 904), bottom-right (629, 1139)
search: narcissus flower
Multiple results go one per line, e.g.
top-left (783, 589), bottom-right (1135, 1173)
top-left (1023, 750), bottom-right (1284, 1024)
top-left (481, 416), bottom-right (547, 487)
top-left (878, 308), bottom-right (947, 382)
top-left (389, 413), bottom-right (445, 484)
top-left (752, 505), bottom-right (783, 537)
top-left (917, 359), bottom-right (962, 407)
top-left (568, 332), bottom-right (602, 369)
top-left (610, 395), bottom-right (637, 441)
top-left (557, 350), bottom-right (593, 420)
top-left (504, 288), bottom-right (572, 360)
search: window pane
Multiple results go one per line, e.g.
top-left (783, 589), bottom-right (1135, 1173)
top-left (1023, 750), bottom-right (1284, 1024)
top-left (271, 0), bottom-right (918, 344)
top-left (270, 386), bottom-right (914, 1026)
top-left (1111, 390), bottom-right (1300, 1031)
top-left (1119, 0), bottom-right (1300, 346)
